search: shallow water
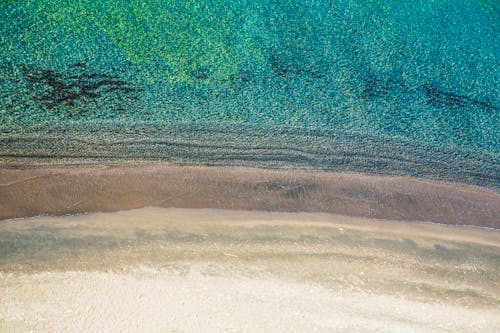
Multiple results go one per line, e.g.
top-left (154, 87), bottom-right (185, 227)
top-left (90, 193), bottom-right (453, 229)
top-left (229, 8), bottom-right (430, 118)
top-left (1, 208), bottom-right (499, 332)
top-left (2, 164), bottom-right (500, 226)
top-left (1, 1), bottom-right (499, 185)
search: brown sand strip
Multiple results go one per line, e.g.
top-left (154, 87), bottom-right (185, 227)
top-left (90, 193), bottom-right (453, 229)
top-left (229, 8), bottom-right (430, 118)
top-left (0, 164), bottom-right (499, 227)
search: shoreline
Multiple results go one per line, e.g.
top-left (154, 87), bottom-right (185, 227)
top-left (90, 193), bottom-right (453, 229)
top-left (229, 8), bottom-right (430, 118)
top-left (1, 163), bottom-right (499, 228)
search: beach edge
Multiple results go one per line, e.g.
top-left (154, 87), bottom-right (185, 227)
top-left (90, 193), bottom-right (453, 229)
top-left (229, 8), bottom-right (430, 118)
top-left (1, 163), bottom-right (499, 228)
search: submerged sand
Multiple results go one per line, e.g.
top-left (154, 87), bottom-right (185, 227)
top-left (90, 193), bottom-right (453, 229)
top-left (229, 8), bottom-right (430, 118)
top-left (1, 208), bottom-right (499, 332)
top-left (1, 164), bottom-right (499, 227)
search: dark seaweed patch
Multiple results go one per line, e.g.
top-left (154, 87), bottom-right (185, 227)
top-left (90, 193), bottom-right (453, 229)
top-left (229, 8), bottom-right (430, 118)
top-left (423, 83), bottom-right (497, 112)
top-left (362, 74), bottom-right (392, 99)
top-left (229, 69), bottom-right (254, 84)
top-left (67, 61), bottom-right (88, 70)
top-left (192, 66), bottom-right (210, 80)
top-left (269, 54), bottom-right (322, 79)
top-left (20, 63), bottom-right (141, 116)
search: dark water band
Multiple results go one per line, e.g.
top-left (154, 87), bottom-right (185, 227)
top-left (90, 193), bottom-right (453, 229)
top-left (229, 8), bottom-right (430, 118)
top-left (1, 123), bottom-right (499, 189)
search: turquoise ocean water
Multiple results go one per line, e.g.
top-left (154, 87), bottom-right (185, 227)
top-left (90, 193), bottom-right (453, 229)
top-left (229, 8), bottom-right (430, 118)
top-left (0, 1), bottom-right (499, 187)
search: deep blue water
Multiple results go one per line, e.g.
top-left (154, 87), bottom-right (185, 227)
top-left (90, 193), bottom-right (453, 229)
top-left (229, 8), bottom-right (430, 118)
top-left (0, 0), bottom-right (499, 186)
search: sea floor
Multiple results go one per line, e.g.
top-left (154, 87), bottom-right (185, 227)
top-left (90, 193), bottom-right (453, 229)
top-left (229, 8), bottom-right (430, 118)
top-left (1, 207), bottom-right (499, 332)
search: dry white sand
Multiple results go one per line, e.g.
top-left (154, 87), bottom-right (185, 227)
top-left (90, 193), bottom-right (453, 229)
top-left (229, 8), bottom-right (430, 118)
top-left (1, 208), bottom-right (499, 332)
top-left (2, 264), bottom-right (499, 333)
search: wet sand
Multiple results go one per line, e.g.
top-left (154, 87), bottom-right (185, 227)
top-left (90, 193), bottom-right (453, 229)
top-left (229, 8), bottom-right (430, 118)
top-left (0, 207), bottom-right (499, 332)
top-left (1, 164), bottom-right (499, 227)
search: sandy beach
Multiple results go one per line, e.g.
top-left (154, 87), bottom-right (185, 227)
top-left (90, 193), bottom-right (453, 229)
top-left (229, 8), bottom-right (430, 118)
top-left (1, 164), bottom-right (499, 332)
top-left (1, 207), bottom-right (499, 332)
top-left (1, 164), bottom-right (499, 227)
